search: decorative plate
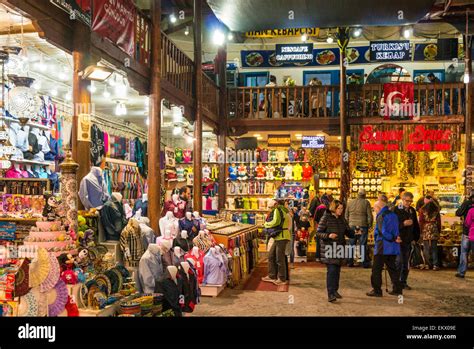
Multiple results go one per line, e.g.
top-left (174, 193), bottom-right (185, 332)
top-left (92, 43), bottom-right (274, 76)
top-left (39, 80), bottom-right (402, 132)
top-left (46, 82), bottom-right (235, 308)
top-left (377, 185), bottom-right (383, 191)
top-left (87, 247), bottom-right (99, 261)
top-left (105, 270), bottom-right (120, 294)
top-left (110, 268), bottom-right (124, 292)
top-left (370, 179), bottom-right (376, 185)
top-left (47, 280), bottom-right (68, 317)
top-left (358, 179), bottom-right (364, 185)
top-left (115, 265), bottom-right (131, 279)
top-left (370, 185), bottom-right (377, 192)
top-left (364, 179), bottom-right (370, 185)
top-left (352, 186), bottom-right (358, 192)
top-left (376, 179), bottom-right (382, 184)
top-left (78, 284), bottom-right (88, 308)
top-left (94, 274), bottom-right (112, 296)
top-left (18, 291), bottom-right (38, 317)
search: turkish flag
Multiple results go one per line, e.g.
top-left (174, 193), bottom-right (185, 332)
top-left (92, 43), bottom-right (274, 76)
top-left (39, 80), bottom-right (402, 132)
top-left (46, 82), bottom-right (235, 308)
top-left (381, 82), bottom-right (415, 120)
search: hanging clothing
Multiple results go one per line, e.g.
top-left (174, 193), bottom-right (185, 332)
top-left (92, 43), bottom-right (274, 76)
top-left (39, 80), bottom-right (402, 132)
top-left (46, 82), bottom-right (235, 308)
top-left (100, 197), bottom-right (127, 241)
top-left (159, 215), bottom-right (180, 237)
top-left (140, 223), bottom-right (156, 251)
top-left (44, 135), bottom-right (58, 161)
top-left (179, 218), bottom-right (199, 240)
top-left (178, 267), bottom-right (198, 313)
top-left (79, 167), bottom-right (110, 209)
top-left (23, 131), bottom-right (40, 160)
top-left (202, 251), bottom-right (227, 285)
top-left (184, 250), bottom-right (205, 284)
top-left (133, 199), bottom-right (148, 217)
top-left (136, 245), bottom-right (164, 294)
top-left (119, 219), bottom-right (144, 268)
top-left (173, 236), bottom-right (193, 252)
top-left (154, 276), bottom-right (184, 317)
top-left (90, 124), bottom-right (104, 166)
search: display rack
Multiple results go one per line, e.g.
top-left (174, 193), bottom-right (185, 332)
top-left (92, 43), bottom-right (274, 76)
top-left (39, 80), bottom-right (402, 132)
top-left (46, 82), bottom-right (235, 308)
top-left (0, 115), bottom-right (53, 131)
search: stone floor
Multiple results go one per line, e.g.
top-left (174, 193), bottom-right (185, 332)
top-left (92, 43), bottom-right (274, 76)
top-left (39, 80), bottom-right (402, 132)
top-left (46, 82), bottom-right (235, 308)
top-left (193, 264), bottom-right (474, 317)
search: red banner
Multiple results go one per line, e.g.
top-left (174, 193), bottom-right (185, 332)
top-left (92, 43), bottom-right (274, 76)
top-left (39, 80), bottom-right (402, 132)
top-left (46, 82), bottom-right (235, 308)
top-left (381, 82), bottom-right (415, 120)
top-left (92, 0), bottom-right (136, 56)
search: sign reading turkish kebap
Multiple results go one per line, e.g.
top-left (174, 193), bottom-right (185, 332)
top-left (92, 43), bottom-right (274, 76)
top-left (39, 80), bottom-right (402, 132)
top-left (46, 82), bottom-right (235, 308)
top-left (92, 0), bottom-right (136, 56)
top-left (351, 125), bottom-right (460, 152)
top-left (50, 0), bottom-right (91, 25)
top-left (381, 82), bottom-right (415, 120)
top-left (275, 44), bottom-right (314, 63)
top-left (245, 28), bottom-right (320, 38)
top-left (370, 41), bottom-right (411, 61)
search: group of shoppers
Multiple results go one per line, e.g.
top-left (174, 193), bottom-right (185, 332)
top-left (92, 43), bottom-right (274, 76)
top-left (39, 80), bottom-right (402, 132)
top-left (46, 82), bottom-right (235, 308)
top-left (262, 187), bottom-right (472, 303)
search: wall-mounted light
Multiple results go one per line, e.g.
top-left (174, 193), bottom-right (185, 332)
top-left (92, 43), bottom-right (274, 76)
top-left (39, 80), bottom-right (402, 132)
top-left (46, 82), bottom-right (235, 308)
top-left (213, 30), bottom-right (225, 46)
top-left (301, 34), bottom-right (308, 42)
top-left (463, 69), bottom-right (470, 84)
top-left (227, 32), bottom-right (234, 41)
top-left (64, 90), bottom-right (72, 101)
top-left (184, 26), bottom-right (190, 36)
top-left (326, 35), bottom-right (334, 44)
top-left (170, 14), bottom-right (177, 23)
top-left (115, 101), bottom-right (127, 116)
top-left (80, 65), bottom-right (114, 82)
top-left (353, 28), bottom-right (362, 38)
top-left (403, 27), bottom-right (412, 39)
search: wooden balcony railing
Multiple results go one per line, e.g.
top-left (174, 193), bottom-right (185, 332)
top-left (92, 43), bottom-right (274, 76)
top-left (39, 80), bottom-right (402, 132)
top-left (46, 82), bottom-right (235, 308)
top-left (202, 73), bottom-right (219, 120)
top-left (135, 11), bottom-right (151, 67)
top-left (348, 83), bottom-right (466, 118)
top-left (228, 83), bottom-right (466, 120)
top-left (161, 33), bottom-right (194, 98)
top-left (228, 85), bottom-right (339, 119)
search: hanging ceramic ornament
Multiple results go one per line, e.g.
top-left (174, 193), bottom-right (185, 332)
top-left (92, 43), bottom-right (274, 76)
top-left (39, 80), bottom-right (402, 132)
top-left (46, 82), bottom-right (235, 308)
top-left (7, 76), bottom-right (38, 125)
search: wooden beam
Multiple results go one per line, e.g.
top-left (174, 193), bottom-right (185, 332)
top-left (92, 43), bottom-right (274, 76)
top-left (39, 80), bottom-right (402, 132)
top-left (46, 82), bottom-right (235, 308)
top-left (164, 19), bottom-right (193, 35)
top-left (193, 0), bottom-right (203, 213)
top-left (465, 34), bottom-right (473, 175)
top-left (148, 0), bottom-right (162, 234)
top-left (72, 21), bottom-right (91, 209)
top-left (347, 115), bottom-right (465, 125)
top-left (217, 45), bottom-right (227, 210)
top-left (227, 118), bottom-right (341, 134)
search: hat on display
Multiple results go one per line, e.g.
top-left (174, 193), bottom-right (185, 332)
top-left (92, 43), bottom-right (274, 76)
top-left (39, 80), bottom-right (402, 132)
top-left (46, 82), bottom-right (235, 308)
top-left (15, 258), bottom-right (31, 297)
top-left (47, 279), bottom-right (68, 317)
top-left (29, 248), bottom-right (51, 288)
top-left (40, 253), bottom-right (60, 292)
top-left (18, 290), bottom-right (39, 317)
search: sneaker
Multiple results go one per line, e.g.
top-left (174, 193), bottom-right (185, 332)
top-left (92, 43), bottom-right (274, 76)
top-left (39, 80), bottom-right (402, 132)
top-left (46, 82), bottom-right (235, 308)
top-left (261, 276), bottom-right (277, 283)
top-left (273, 279), bottom-right (289, 286)
top-left (388, 290), bottom-right (403, 296)
top-left (334, 292), bottom-right (342, 299)
top-left (366, 290), bottom-right (383, 297)
top-left (455, 273), bottom-right (465, 279)
top-left (328, 295), bottom-right (337, 302)
top-left (433, 266), bottom-right (440, 271)
top-left (402, 284), bottom-right (412, 290)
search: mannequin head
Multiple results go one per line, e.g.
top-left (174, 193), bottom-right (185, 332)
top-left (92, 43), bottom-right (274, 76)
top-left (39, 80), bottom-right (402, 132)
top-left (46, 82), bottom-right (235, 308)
top-left (193, 211), bottom-right (200, 219)
top-left (165, 211), bottom-right (175, 219)
top-left (112, 192), bottom-right (123, 202)
top-left (161, 239), bottom-right (172, 252)
top-left (180, 230), bottom-right (188, 239)
top-left (185, 212), bottom-right (192, 220)
top-left (209, 247), bottom-right (217, 256)
top-left (148, 243), bottom-right (160, 255)
top-left (31, 127), bottom-right (40, 135)
top-left (180, 261), bottom-right (190, 274)
top-left (198, 230), bottom-right (205, 238)
top-left (192, 246), bottom-right (200, 257)
top-left (173, 246), bottom-right (182, 257)
top-left (167, 266), bottom-right (178, 281)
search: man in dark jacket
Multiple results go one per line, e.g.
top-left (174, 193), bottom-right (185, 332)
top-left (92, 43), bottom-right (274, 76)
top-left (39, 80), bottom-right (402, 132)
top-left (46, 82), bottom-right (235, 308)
top-left (394, 192), bottom-right (420, 290)
top-left (367, 195), bottom-right (403, 297)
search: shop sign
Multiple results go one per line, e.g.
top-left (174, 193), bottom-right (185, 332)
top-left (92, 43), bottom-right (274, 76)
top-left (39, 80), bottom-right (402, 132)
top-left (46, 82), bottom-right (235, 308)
top-left (370, 41), bottom-right (411, 61)
top-left (0, 222), bottom-right (16, 241)
top-left (268, 134), bottom-right (291, 146)
top-left (414, 39), bottom-right (458, 61)
top-left (357, 125), bottom-right (455, 152)
top-left (301, 136), bottom-right (325, 149)
top-left (275, 44), bottom-right (314, 63)
top-left (245, 28), bottom-right (320, 38)
top-left (92, 0), bottom-right (136, 56)
top-left (380, 82), bottom-right (418, 120)
top-left (77, 114), bottom-right (91, 142)
top-left (50, 0), bottom-right (91, 26)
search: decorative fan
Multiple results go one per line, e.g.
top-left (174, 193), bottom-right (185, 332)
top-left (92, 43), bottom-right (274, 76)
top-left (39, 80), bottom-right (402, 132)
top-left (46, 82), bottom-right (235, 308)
top-left (29, 248), bottom-right (51, 287)
top-left (40, 253), bottom-right (60, 292)
top-left (18, 290), bottom-right (38, 317)
top-left (47, 280), bottom-right (68, 317)
top-left (15, 258), bottom-right (31, 297)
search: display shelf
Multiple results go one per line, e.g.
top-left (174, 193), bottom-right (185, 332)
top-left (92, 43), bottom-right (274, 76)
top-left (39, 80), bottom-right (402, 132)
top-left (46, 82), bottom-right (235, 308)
top-left (200, 284), bottom-right (226, 297)
top-left (0, 116), bottom-right (53, 131)
top-left (226, 209), bottom-right (271, 213)
top-left (11, 159), bottom-right (54, 166)
top-left (228, 161), bottom-right (310, 164)
top-left (0, 217), bottom-right (39, 222)
top-left (0, 178), bottom-right (49, 182)
top-left (227, 194), bottom-right (274, 196)
top-left (105, 157), bottom-right (137, 166)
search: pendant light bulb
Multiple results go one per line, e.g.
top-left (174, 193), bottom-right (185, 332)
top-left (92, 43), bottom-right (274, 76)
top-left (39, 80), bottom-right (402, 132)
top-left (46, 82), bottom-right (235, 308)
top-left (327, 36), bottom-right (334, 44)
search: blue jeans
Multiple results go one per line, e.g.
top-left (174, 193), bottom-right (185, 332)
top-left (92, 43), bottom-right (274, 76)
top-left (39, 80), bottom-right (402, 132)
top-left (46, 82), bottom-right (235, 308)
top-left (458, 235), bottom-right (473, 276)
top-left (423, 240), bottom-right (439, 267)
top-left (326, 264), bottom-right (341, 297)
top-left (348, 226), bottom-right (370, 267)
top-left (397, 242), bottom-right (411, 286)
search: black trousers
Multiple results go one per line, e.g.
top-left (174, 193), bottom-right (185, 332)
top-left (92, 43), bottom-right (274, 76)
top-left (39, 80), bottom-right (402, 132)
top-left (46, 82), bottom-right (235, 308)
top-left (371, 254), bottom-right (403, 294)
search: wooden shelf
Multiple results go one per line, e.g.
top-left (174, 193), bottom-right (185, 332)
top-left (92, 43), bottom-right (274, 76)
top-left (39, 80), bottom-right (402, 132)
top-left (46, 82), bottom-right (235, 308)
top-left (11, 159), bottom-right (54, 166)
top-left (105, 157), bottom-right (137, 166)
top-left (0, 116), bottom-right (53, 131)
top-left (0, 178), bottom-right (49, 182)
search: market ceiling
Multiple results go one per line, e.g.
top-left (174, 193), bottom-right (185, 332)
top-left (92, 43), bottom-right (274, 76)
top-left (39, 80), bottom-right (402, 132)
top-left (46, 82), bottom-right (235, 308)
top-left (206, 0), bottom-right (438, 31)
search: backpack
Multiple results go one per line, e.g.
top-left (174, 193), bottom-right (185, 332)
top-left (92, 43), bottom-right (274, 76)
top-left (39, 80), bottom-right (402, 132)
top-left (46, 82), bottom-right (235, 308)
top-left (264, 208), bottom-right (285, 238)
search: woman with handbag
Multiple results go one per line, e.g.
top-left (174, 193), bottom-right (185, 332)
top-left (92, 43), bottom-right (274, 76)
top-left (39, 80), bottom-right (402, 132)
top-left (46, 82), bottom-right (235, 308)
top-left (316, 200), bottom-right (358, 302)
top-left (262, 200), bottom-right (291, 286)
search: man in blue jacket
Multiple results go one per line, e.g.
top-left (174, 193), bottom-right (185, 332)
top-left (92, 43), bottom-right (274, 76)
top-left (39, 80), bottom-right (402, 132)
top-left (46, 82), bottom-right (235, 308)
top-left (367, 195), bottom-right (403, 297)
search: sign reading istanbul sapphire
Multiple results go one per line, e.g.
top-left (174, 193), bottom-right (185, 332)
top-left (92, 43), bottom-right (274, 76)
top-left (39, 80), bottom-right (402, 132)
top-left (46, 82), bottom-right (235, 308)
top-left (370, 41), bottom-right (411, 61)
top-left (302, 136), bottom-right (325, 149)
top-left (275, 44), bottom-right (314, 63)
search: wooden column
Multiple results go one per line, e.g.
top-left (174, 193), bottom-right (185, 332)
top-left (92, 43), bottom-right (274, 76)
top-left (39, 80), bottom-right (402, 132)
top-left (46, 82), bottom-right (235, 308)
top-left (193, 0), bottom-right (203, 212)
top-left (148, 0), bottom-right (162, 233)
top-left (464, 34), bottom-right (473, 170)
top-left (217, 45), bottom-right (227, 210)
top-left (72, 22), bottom-right (91, 190)
top-left (337, 27), bottom-right (350, 203)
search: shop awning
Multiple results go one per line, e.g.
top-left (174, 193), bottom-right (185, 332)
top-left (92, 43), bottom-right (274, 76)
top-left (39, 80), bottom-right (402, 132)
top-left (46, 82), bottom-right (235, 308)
top-left (206, 0), bottom-right (437, 31)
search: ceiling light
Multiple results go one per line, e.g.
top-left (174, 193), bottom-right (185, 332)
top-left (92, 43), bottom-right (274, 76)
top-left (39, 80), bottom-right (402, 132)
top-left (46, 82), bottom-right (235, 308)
top-left (301, 34), bottom-right (308, 42)
top-left (295, 134), bottom-right (302, 137)
top-left (64, 90), bottom-right (72, 101)
top-left (115, 101), bottom-right (127, 116)
top-left (227, 32), bottom-right (234, 41)
top-left (184, 26), bottom-right (190, 36)
top-left (36, 55), bottom-right (46, 72)
top-left (88, 82), bottom-right (97, 93)
top-left (213, 30), bottom-right (225, 46)
top-left (326, 36), bottom-right (334, 44)
top-left (403, 27), bottom-right (412, 39)
top-left (170, 14), bottom-right (177, 23)
top-left (80, 65), bottom-right (114, 82)
top-left (51, 88), bottom-right (58, 97)
top-left (353, 28), bottom-right (362, 38)
top-left (115, 76), bottom-right (127, 98)
top-left (146, 118), bottom-right (150, 126)
top-left (103, 86), bottom-right (111, 98)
